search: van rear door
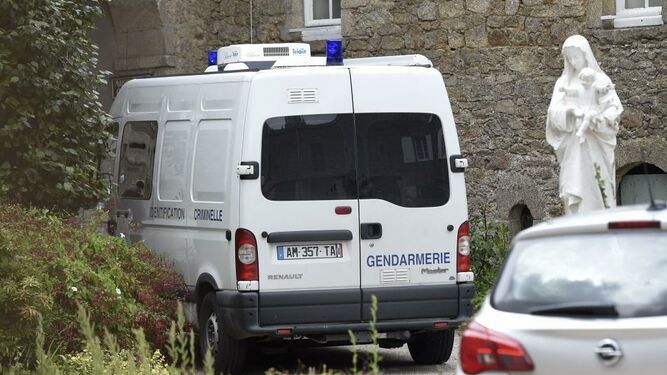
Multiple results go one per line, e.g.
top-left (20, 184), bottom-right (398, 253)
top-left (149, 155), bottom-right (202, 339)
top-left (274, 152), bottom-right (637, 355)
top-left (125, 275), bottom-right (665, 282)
top-left (350, 67), bottom-right (466, 321)
top-left (240, 68), bottom-right (361, 325)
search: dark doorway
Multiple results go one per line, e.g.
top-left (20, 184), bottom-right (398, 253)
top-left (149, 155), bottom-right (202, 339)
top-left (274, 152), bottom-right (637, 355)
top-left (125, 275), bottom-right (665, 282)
top-left (618, 163), bottom-right (667, 206)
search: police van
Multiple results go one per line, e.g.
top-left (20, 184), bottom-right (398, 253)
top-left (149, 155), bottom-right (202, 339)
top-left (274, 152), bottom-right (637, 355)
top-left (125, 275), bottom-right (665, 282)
top-left (109, 42), bottom-right (474, 374)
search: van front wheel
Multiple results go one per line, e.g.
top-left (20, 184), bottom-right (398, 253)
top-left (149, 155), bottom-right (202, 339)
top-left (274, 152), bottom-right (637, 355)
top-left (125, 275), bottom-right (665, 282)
top-left (407, 329), bottom-right (455, 365)
top-left (198, 292), bottom-right (247, 375)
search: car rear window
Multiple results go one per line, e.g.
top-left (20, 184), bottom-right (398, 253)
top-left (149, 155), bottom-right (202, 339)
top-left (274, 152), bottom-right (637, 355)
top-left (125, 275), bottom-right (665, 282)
top-left (493, 231), bottom-right (667, 318)
top-left (261, 112), bottom-right (450, 207)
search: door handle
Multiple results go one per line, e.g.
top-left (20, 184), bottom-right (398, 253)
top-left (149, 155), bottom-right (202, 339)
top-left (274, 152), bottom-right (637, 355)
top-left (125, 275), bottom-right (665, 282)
top-left (360, 223), bottom-right (382, 240)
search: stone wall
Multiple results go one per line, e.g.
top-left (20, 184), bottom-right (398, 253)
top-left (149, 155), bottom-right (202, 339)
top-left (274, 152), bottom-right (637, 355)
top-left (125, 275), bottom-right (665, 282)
top-left (95, 0), bottom-right (667, 224)
top-left (343, 0), bottom-right (667, 224)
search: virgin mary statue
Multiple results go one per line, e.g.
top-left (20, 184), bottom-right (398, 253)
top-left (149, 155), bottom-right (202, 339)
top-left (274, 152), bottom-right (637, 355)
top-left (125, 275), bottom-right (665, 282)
top-left (546, 35), bottom-right (623, 215)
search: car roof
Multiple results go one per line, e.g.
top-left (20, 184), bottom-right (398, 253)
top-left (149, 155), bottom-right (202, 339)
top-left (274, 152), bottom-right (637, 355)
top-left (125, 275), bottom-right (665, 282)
top-left (514, 203), bottom-right (667, 241)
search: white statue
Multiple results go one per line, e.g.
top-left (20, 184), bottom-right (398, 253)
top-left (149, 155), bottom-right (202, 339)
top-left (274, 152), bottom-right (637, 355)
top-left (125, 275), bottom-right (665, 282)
top-left (546, 35), bottom-right (623, 215)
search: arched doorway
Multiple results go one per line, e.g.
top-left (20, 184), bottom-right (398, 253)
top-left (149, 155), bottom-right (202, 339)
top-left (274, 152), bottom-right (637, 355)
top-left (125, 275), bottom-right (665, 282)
top-left (90, 0), bottom-right (178, 112)
top-left (509, 203), bottom-right (533, 237)
top-left (618, 163), bottom-right (667, 205)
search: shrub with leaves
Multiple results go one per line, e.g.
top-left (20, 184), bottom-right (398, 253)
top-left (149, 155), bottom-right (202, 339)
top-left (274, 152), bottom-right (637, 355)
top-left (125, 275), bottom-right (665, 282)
top-left (2, 304), bottom-right (212, 375)
top-left (0, 202), bottom-right (187, 366)
top-left (0, 0), bottom-right (111, 212)
top-left (470, 206), bottom-right (510, 310)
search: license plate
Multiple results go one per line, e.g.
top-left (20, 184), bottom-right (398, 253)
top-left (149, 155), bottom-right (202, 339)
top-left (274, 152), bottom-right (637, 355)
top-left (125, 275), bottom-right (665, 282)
top-left (276, 243), bottom-right (343, 260)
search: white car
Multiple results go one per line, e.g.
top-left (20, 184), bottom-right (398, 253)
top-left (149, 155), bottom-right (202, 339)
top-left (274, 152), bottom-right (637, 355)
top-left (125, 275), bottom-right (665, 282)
top-left (457, 203), bottom-right (667, 375)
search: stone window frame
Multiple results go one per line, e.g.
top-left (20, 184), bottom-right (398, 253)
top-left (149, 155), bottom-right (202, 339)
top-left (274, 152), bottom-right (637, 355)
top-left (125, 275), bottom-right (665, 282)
top-left (603, 0), bottom-right (663, 28)
top-left (304, 0), bottom-right (341, 27)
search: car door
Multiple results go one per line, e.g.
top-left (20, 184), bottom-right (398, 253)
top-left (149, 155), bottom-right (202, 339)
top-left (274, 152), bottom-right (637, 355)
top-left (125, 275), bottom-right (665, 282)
top-left (350, 67), bottom-right (466, 321)
top-left (239, 68), bottom-right (362, 325)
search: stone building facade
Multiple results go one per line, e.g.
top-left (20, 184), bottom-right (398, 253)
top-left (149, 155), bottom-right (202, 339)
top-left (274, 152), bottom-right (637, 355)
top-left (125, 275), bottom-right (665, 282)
top-left (94, 0), bottom-right (667, 230)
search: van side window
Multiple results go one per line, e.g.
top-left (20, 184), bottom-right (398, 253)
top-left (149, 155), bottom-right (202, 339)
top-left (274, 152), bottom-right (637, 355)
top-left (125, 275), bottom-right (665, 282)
top-left (357, 113), bottom-right (450, 207)
top-left (158, 121), bottom-right (190, 201)
top-left (118, 121), bottom-right (158, 200)
top-left (261, 114), bottom-right (357, 201)
top-left (192, 120), bottom-right (232, 202)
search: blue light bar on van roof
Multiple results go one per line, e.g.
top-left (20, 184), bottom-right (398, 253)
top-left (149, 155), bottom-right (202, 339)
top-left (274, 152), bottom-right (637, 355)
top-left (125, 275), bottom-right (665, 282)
top-left (208, 50), bottom-right (218, 66)
top-left (326, 40), bottom-right (343, 65)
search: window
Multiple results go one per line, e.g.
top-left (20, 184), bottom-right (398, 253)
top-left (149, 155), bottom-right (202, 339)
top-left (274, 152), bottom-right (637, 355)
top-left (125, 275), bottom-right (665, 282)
top-left (305, 0), bottom-right (341, 27)
top-left (192, 120), bottom-right (232, 202)
top-left (118, 121), bottom-right (157, 200)
top-left (493, 233), bottom-right (667, 318)
top-left (607, 0), bottom-right (663, 28)
top-left (618, 163), bottom-right (667, 205)
top-left (357, 113), bottom-right (450, 208)
top-left (158, 121), bottom-right (189, 202)
top-left (261, 112), bottom-right (450, 208)
top-left (261, 114), bottom-right (356, 201)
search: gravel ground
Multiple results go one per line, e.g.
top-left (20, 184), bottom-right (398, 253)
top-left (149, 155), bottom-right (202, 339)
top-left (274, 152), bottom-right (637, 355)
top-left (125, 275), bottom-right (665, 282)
top-left (244, 332), bottom-right (461, 374)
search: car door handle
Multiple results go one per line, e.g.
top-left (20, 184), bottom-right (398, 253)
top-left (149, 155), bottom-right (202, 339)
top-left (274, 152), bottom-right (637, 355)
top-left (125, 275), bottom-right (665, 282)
top-left (360, 223), bottom-right (382, 240)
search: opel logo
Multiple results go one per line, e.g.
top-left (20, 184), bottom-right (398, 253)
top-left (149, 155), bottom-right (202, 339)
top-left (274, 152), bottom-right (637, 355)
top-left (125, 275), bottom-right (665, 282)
top-left (595, 338), bottom-right (623, 366)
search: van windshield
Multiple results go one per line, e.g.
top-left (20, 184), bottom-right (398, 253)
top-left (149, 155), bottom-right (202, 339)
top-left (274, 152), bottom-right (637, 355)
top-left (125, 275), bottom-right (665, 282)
top-left (493, 232), bottom-right (667, 318)
top-left (261, 112), bottom-right (450, 207)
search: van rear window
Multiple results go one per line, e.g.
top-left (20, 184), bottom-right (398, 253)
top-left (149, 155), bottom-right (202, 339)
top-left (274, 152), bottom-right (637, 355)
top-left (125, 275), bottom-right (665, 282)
top-left (356, 113), bottom-right (449, 207)
top-left (261, 113), bottom-right (450, 207)
top-left (261, 114), bottom-right (357, 201)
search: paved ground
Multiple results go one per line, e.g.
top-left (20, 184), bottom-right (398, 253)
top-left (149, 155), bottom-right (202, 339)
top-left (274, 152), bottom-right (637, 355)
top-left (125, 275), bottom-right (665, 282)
top-left (244, 333), bottom-right (460, 374)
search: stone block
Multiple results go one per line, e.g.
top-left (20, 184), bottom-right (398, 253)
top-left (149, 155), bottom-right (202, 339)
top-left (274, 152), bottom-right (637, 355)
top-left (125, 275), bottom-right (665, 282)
top-left (506, 50), bottom-right (539, 73)
top-left (488, 29), bottom-right (510, 46)
top-left (442, 17), bottom-right (471, 31)
top-left (381, 35), bottom-right (404, 50)
top-left (448, 32), bottom-right (466, 48)
top-left (465, 24), bottom-right (488, 47)
top-left (417, 1), bottom-right (438, 21)
top-left (345, 0), bottom-right (367, 8)
top-left (496, 99), bottom-right (517, 114)
top-left (621, 108), bottom-right (642, 129)
top-left (405, 31), bottom-right (426, 50)
top-left (487, 16), bottom-right (505, 28)
top-left (466, 0), bottom-right (492, 14)
top-left (425, 30), bottom-right (448, 49)
top-left (439, 0), bottom-right (466, 18)
top-left (505, 0), bottom-right (520, 15)
top-left (510, 30), bottom-right (529, 46)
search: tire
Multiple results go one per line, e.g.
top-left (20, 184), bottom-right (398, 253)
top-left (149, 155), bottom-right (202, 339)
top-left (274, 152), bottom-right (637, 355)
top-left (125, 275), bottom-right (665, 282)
top-left (198, 292), bottom-right (248, 375)
top-left (407, 329), bottom-right (455, 365)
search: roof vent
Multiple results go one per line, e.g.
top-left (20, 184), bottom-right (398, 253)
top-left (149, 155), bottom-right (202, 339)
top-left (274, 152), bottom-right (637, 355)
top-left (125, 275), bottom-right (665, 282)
top-left (263, 46), bottom-right (290, 57)
top-left (288, 89), bottom-right (318, 104)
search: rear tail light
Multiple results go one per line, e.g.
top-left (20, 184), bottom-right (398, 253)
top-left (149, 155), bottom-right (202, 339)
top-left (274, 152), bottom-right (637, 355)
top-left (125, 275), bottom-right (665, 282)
top-left (235, 228), bottom-right (258, 282)
top-left (608, 220), bottom-right (660, 229)
top-left (457, 221), bottom-right (471, 272)
top-left (460, 321), bottom-right (534, 374)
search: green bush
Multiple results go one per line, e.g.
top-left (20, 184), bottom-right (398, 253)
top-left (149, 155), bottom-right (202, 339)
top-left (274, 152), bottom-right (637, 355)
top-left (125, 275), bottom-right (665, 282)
top-left (0, 202), bottom-right (187, 366)
top-left (2, 303), bottom-right (212, 375)
top-left (470, 207), bottom-right (510, 311)
top-left (0, 0), bottom-right (111, 212)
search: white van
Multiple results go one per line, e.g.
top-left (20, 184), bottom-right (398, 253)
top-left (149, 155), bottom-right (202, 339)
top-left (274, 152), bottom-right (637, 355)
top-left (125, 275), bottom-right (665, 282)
top-left (109, 43), bottom-right (474, 374)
